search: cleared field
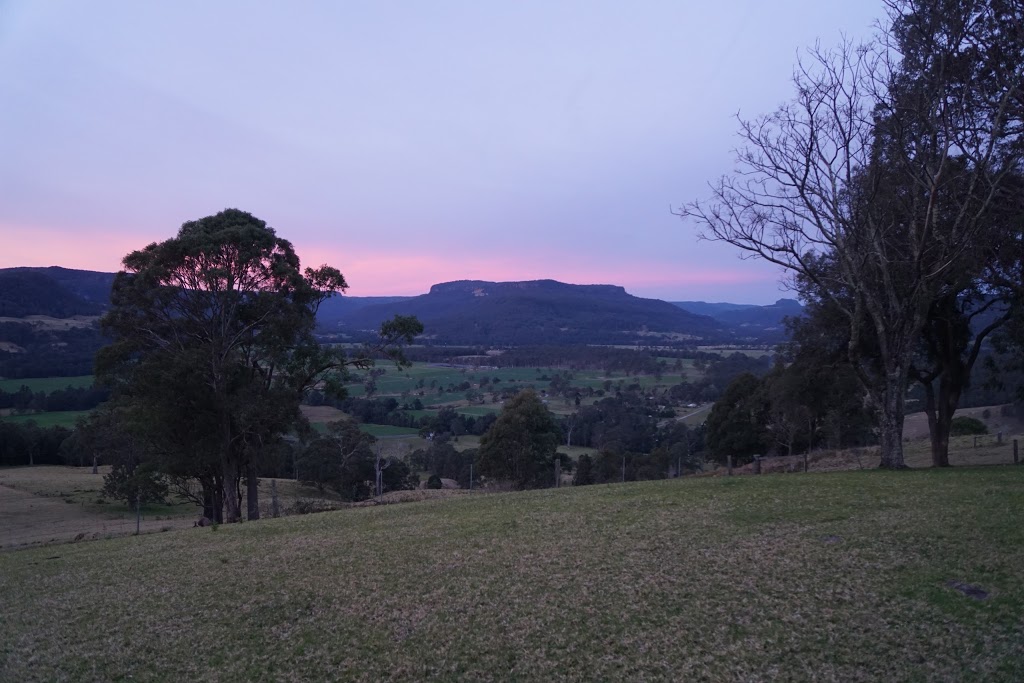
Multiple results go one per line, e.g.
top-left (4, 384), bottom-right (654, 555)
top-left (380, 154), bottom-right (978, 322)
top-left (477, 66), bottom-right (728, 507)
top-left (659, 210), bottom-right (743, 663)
top-left (2, 468), bottom-right (1023, 681)
top-left (2, 410), bottom-right (92, 428)
top-left (0, 483), bottom-right (194, 549)
top-left (0, 466), bottom-right (359, 549)
top-left (0, 375), bottom-right (95, 392)
top-left (299, 405), bottom-right (349, 423)
top-left (0, 315), bottom-right (99, 330)
top-left (360, 424), bottom-right (421, 438)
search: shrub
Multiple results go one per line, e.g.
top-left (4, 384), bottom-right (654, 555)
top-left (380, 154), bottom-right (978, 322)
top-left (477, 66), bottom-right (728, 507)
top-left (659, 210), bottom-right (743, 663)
top-left (101, 462), bottom-right (168, 506)
top-left (425, 474), bottom-right (443, 489)
top-left (950, 416), bottom-right (988, 436)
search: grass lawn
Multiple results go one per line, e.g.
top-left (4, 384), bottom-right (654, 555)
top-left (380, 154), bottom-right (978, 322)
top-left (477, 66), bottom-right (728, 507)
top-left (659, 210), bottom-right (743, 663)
top-left (3, 467), bottom-right (1021, 681)
top-left (2, 410), bottom-right (93, 428)
top-left (0, 375), bottom-right (95, 392)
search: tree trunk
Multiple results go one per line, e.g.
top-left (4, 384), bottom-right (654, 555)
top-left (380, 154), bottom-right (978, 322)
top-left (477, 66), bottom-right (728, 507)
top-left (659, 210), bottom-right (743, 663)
top-left (202, 482), bottom-right (217, 522)
top-left (212, 478), bottom-right (224, 524)
top-left (246, 459), bottom-right (260, 520)
top-left (932, 378), bottom-right (962, 468)
top-left (877, 385), bottom-right (907, 469)
top-left (223, 460), bottom-right (242, 523)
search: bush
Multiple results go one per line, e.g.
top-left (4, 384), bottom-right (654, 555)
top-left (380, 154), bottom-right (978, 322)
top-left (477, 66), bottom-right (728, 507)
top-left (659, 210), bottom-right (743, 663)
top-left (950, 416), bottom-right (988, 436)
top-left (101, 462), bottom-right (168, 506)
top-left (425, 474), bottom-right (443, 489)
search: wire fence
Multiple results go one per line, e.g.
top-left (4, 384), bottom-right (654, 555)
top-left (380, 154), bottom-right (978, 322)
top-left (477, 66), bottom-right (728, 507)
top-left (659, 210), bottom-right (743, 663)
top-left (3, 436), bottom-right (1020, 550)
top-left (0, 474), bottom-right (444, 551)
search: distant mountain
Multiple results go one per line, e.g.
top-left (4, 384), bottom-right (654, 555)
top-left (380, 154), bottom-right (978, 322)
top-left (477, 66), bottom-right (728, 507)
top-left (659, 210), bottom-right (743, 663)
top-left (0, 266), bottom-right (802, 350)
top-left (333, 279), bottom-right (728, 345)
top-left (0, 267), bottom-right (115, 318)
top-left (672, 298), bottom-right (803, 340)
top-left (316, 295), bottom-right (413, 327)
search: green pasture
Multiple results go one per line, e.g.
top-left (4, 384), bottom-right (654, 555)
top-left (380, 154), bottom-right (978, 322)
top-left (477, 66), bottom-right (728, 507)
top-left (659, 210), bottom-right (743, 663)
top-left (2, 467), bottom-right (1022, 680)
top-left (343, 362), bottom-right (680, 401)
top-left (359, 424), bottom-right (421, 438)
top-left (1, 410), bottom-right (92, 428)
top-left (0, 375), bottom-right (95, 393)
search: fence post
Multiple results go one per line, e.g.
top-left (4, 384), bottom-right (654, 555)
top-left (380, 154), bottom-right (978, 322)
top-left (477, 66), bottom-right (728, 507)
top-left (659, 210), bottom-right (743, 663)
top-left (270, 479), bottom-right (280, 518)
top-left (554, 457), bottom-right (561, 488)
top-left (469, 463), bottom-right (473, 490)
top-left (1014, 439), bottom-right (1019, 465)
top-left (974, 436), bottom-right (979, 448)
top-left (727, 455), bottom-right (733, 476)
top-left (997, 432), bottom-right (1003, 445)
top-left (135, 497), bottom-right (141, 535)
top-left (753, 456), bottom-right (761, 475)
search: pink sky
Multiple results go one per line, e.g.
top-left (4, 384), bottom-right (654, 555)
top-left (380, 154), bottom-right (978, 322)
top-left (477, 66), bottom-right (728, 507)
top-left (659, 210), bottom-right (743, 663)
top-left (1, 221), bottom-right (781, 301)
top-left (0, 1), bottom-right (881, 304)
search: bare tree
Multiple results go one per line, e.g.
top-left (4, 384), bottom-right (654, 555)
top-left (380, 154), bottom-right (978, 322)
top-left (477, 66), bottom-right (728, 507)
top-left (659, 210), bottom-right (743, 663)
top-left (680, 1), bottom-right (1022, 468)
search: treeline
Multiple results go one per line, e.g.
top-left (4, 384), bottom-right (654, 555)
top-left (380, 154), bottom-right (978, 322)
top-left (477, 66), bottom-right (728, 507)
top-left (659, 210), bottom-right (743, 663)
top-left (0, 384), bottom-right (108, 412)
top-left (0, 420), bottom-right (72, 467)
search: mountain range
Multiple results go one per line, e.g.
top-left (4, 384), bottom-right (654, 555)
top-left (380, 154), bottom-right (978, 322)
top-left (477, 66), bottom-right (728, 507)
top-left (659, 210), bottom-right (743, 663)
top-left (0, 267), bottom-right (802, 345)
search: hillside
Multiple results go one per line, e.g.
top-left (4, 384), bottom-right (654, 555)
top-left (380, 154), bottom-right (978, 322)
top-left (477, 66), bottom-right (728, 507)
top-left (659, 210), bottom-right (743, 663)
top-left (1, 468), bottom-right (1022, 680)
top-left (0, 267), bottom-right (114, 318)
top-left (0, 268), bottom-right (115, 378)
top-left (316, 294), bottom-right (413, 328)
top-left (0, 267), bottom-right (809, 347)
top-left (673, 298), bottom-right (804, 340)
top-left (334, 279), bottom-right (728, 345)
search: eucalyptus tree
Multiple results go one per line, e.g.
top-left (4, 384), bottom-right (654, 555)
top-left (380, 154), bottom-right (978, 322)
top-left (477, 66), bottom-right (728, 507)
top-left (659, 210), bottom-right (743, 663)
top-left (680, 0), bottom-right (1023, 468)
top-left (98, 209), bottom-right (421, 522)
top-left (477, 389), bottom-right (561, 489)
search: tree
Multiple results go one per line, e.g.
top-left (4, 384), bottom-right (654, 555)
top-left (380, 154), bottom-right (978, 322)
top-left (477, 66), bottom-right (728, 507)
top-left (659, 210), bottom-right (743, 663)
top-left (704, 373), bottom-right (768, 466)
top-left (102, 462), bottom-right (169, 507)
top-left (477, 389), bottom-right (561, 489)
top-left (297, 418), bottom-right (376, 499)
top-left (573, 453), bottom-right (595, 486)
top-left (680, 1), bottom-right (1023, 468)
top-left (98, 209), bottom-right (422, 522)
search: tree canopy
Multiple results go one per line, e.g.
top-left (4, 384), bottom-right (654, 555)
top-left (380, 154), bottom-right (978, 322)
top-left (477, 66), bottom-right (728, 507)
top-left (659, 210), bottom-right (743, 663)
top-left (681, 0), bottom-right (1023, 468)
top-left (477, 389), bottom-right (561, 489)
top-left (97, 209), bottom-right (421, 522)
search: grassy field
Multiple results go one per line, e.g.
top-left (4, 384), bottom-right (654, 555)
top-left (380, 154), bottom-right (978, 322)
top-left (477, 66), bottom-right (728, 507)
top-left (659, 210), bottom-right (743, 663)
top-left (0, 466), bottom-right (354, 549)
top-left (360, 424), bottom-right (422, 438)
top-left (0, 375), bottom-right (95, 392)
top-left (1, 410), bottom-right (92, 428)
top-left (2, 467), bottom-right (1023, 681)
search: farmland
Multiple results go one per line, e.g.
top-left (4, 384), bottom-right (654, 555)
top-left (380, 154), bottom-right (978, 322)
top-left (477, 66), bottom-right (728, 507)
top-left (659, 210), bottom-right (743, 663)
top-left (2, 466), bottom-right (1023, 681)
top-left (2, 410), bottom-right (92, 428)
top-left (0, 374), bottom-right (95, 392)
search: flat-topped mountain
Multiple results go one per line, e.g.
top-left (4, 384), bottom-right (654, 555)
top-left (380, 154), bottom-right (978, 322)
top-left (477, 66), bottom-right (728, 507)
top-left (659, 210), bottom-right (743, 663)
top-left (331, 279), bottom-right (727, 345)
top-left (0, 266), bottom-right (801, 348)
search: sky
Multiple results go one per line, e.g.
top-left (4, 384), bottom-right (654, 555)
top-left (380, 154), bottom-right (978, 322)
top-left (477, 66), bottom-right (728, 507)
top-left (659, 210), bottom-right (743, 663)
top-left (0, 1), bottom-right (884, 303)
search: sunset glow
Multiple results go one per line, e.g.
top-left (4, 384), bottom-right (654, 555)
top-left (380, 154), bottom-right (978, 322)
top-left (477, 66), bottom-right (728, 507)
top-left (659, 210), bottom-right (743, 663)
top-left (0, 1), bottom-right (881, 304)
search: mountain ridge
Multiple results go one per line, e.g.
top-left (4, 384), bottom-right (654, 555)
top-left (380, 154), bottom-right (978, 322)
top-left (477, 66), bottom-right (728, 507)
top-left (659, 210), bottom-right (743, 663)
top-left (0, 267), bottom-right (801, 345)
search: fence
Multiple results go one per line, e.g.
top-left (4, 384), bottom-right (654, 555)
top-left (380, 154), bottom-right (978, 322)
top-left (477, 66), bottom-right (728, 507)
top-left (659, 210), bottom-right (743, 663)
top-left (0, 473), bottom-right (471, 551)
top-left (720, 435), bottom-right (1023, 476)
